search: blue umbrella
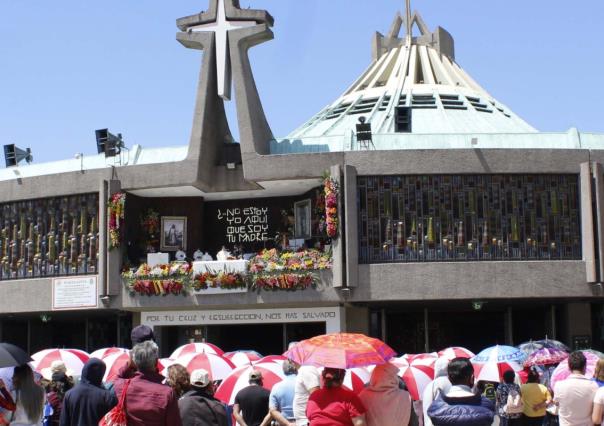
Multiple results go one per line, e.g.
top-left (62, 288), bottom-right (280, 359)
top-left (472, 345), bottom-right (527, 364)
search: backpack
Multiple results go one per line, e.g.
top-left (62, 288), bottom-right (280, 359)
top-left (504, 388), bottom-right (524, 415)
top-left (99, 379), bottom-right (130, 426)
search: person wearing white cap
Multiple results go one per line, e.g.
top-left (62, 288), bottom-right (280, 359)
top-left (178, 369), bottom-right (228, 426)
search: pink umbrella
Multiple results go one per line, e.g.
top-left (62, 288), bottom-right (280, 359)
top-left (170, 343), bottom-right (224, 359)
top-left (90, 347), bottom-right (128, 359)
top-left (550, 351), bottom-right (599, 389)
top-left (255, 355), bottom-right (286, 365)
top-left (224, 351), bottom-right (262, 367)
top-left (101, 352), bottom-right (131, 383)
top-left (31, 349), bottom-right (89, 379)
top-left (169, 352), bottom-right (235, 381)
top-left (215, 362), bottom-right (286, 405)
top-left (524, 347), bottom-right (568, 367)
top-left (438, 347), bottom-right (475, 360)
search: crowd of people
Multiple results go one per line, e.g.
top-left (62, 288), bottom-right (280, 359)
top-left (1, 330), bottom-right (604, 426)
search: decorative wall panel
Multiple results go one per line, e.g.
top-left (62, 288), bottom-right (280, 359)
top-left (358, 175), bottom-right (581, 263)
top-left (0, 194), bottom-right (99, 280)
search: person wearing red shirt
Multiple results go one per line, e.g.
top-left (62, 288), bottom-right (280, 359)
top-left (306, 368), bottom-right (366, 426)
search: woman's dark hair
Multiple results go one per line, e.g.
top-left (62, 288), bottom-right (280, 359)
top-left (568, 351), bottom-right (587, 372)
top-left (166, 364), bottom-right (190, 398)
top-left (322, 368), bottom-right (345, 389)
top-left (527, 366), bottom-right (540, 383)
top-left (502, 370), bottom-right (516, 384)
top-left (447, 357), bottom-right (474, 386)
top-left (13, 364), bottom-right (44, 423)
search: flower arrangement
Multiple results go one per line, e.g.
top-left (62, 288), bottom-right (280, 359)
top-left (108, 192), bottom-right (126, 249)
top-left (193, 269), bottom-right (247, 291)
top-left (252, 272), bottom-right (316, 291)
top-left (141, 209), bottom-right (160, 252)
top-left (324, 177), bottom-right (339, 238)
top-left (122, 262), bottom-right (191, 296)
top-left (248, 249), bottom-right (331, 291)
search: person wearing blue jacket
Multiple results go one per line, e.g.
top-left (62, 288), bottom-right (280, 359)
top-left (427, 357), bottom-right (495, 426)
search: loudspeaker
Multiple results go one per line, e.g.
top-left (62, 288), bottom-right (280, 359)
top-left (3, 144), bottom-right (33, 167)
top-left (95, 129), bottom-right (123, 157)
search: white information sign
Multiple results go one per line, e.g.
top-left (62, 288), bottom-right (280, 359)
top-left (142, 306), bottom-right (343, 333)
top-left (52, 276), bottom-right (98, 310)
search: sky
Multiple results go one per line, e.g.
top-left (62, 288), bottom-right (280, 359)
top-left (0, 0), bottom-right (603, 163)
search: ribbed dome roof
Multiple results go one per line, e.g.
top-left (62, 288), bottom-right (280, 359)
top-left (287, 11), bottom-right (536, 139)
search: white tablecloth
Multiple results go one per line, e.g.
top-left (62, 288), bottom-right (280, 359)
top-left (192, 259), bottom-right (248, 275)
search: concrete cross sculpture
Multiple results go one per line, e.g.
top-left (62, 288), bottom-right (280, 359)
top-left (177, 0), bottom-right (275, 183)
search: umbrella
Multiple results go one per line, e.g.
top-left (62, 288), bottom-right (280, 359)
top-left (170, 342), bottom-right (224, 359)
top-left (215, 362), bottom-right (286, 405)
top-left (255, 355), bottom-right (286, 365)
top-left (89, 347), bottom-right (128, 359)
top-left (396, 361), bottom-right (434, 400)
top-left (31, 349), bottom-right (89, 379)
top-left (536, 338), bottom-right (570, 353)
top-left (284, 333), bottom-right (396, 369)
top-left (471, 345), bottom-right (526, 383)
top-left (583, 349), bottom-right (604, 359)
top-left (550, 351), bottom-right (599, 389)
top-left (524, 347), bottom-right (569, 367)
top-left (438, 347), bottom-right (475, 360)
top-left (0, 343), bottom-right (31, 368)
top-left (224, 351), bottom-right (263, 367)
top-left (168, 352), bottom-right (235, 381)
top-left (101, 352), bottom-right (131, 383)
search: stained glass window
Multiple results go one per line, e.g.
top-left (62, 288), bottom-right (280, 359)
top-left (0, 193), bottom-right (99, 280)
top-left (358, 175), bottom-right (581, 263)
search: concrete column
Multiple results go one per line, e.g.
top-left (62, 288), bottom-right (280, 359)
top-left (592, 163), bottom-right (604, 281)
top-left (331, 165), bottom-right (345, 288)
top-left (505, 307), bottom-right (514, 345)
top-left (98, 180), bottom-right (108, 298)
top-left (424, 308), bottom-right (430, 352)
top-left (345, 306), bottom-right (369, 334)
top-left (580, 163), bottom-right (597, 283)
top-left (107, 180), bottom-right (122, 297)
top-left (344, 165), bottom-right (359, 288)
top-left (563, 302), bottom-right (592, 349)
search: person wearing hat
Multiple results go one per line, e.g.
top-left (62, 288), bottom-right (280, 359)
top-left (233, 370), bottom-right (271, 426)
top-left (178, 369), bottom-right (228, 426)
top-left (115, 324), bottom-right (158, 381)
top-left (46, 370), bottom-right (73, 426)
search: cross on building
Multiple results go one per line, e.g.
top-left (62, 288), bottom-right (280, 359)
top-left (178, 0), bottom-right (269, 101)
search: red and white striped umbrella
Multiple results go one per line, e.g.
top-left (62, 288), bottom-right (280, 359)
top-left (397, 361), bottom-right (434, 401)
top-left (215, 362), bottom-right (286, 405)
top-left (224, 351), bottom-right (263, 367)
top-left (170, 343), bottom-right (224, 359)
top-left (90, 347), bottom-right (129, 359)
top-left (473, 360), bottom-right (523, 383)
top-left (168, 352), bottom-right (235, 381)
top-left (438, 347), bottom-right (475, 361)
top-left (255, 355), bottom-right (286, 365)
top-left (31, 349), bottom-right (89, 379)
top-left (101, 352), bottom-right (131, 383)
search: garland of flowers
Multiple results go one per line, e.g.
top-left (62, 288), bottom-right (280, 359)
top-left (324, 177), bottom-right (339, 238)
top-left (248, 248), bottom-right (331, 291)
top-left (252, 272), bottom-right (316, 291)
top-left (108, 192), bottom-right (126, 249)
top-left (193, 270), bottom-right (247, 291)
top-left (122, 263), bottom-right (191, 296)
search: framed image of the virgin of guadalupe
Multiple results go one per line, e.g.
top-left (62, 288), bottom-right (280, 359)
top-left (294, 199), bottom-right (312, 240)
top-left (160, 216), bottom-right (187, 251)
